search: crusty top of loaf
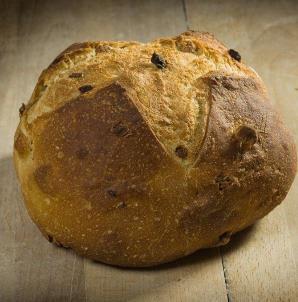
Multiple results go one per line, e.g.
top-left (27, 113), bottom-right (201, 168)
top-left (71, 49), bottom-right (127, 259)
top-left (24, 31), bottom-right (260, 166)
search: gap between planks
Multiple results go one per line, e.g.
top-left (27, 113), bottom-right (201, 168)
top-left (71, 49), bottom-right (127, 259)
top-left (220, 248), bottom-right (231, 302)
top-left (181, 0), bottom-right (190, 30)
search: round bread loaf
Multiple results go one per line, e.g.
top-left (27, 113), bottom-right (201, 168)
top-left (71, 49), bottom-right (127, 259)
top-left (14, 31), bottom-right (297, 267)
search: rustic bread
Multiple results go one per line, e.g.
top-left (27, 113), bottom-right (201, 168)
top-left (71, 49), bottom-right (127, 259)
top-left (14, 31), bottom-right (297, 267)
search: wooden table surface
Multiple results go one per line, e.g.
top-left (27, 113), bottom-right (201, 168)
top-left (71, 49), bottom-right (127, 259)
top-left (0, 0), bottom-right (297, 301)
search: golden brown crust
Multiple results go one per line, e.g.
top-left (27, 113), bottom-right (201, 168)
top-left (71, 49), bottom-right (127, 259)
top-left (187, 74), bottom-right (297, 243)
top-left (13, 31), bottom-right (296, 267)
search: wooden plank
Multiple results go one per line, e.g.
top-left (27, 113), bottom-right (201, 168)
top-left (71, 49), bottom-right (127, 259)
top-left (0, 1), bottom-right (86, 301)
top-left (222, 210), bottom-right (298, 301)
top-left (85, 249), bottom-right (227, 302)
top-left (0, 0), bottom-right (228, 301)
top-left (185, 0), bottom-right (298, 300)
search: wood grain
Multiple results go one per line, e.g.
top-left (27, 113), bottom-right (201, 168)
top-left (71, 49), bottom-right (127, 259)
top-left (0, 0), bottom-right (297, 301)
